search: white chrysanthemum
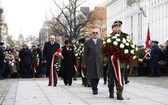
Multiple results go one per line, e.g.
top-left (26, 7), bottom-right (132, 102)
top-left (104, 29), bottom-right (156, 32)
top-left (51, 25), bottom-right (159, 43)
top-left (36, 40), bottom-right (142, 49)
top-left (115, 34), bottom-right (120, 37)
top-left (126, 36), bottom-right (130, 39)
top-left (116, 38), bottom-right (120, 42)
top-left (131, 44), bottom-right (135, 48)
top-left (132, 41), bottom-right (136, 45)
top-left (133, 56), bottom-right (137, 59)
top-left (127, 39), bottom-right (130, 42)
top-left (107, 35), bottom-right (111, 37)
top-left (103, 41), bottom-right (106, 44)
top-left (107, 38), bottom-right (111, 43)
top-left (135, 47), bottom-right (138, 51)
top-left (122, 38), bottom-right (126, 43)
top-left (124, 49), bottom-right (129, 54)
top-left (125, 43), bottom-right (129, 46)
top-left (120, 43), bottom-right (125, 48)
top-left (130, 50), bottom-right (134, 54)
top-left (113, 41), bottom-right (118, 45)
top-left (112, 36), bottom-right (117, 39)
top-left (75, 54), bottom-right (78, 56)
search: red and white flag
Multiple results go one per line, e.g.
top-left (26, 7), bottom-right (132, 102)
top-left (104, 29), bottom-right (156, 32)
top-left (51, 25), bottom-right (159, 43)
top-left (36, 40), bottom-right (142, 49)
top-left (145, 27), bottom-right (151, 48)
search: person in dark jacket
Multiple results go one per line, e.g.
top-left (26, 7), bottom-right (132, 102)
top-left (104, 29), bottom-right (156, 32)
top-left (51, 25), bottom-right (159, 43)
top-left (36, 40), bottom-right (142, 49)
top-left (36, 44), bottom-right (43, 77)
top-left (20, 44), bottom-right (32, 78)
top-left (150, 40), bottom-right (160, 77)
top-left (43, 35), bottom-right (60, 86)
top-left (164, 40), bottom-right (168, 75)
top-left (60, 40), bottom-right (76, 86)
top-left (0, 42), bottom-right (5, 80)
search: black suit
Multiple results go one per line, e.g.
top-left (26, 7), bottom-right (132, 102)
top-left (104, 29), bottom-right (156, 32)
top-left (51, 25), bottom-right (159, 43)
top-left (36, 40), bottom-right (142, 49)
top-left (43, 41), bottom-right (60, 85)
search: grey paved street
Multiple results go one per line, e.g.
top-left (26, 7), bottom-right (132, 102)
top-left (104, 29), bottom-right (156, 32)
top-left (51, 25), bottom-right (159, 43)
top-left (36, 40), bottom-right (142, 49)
top-left (0, 77), bottom-right (168, 105)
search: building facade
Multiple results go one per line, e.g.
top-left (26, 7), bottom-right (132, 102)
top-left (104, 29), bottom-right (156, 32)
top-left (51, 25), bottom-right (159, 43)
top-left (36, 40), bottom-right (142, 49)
top-left (104, 0), bottom-right (168, 45)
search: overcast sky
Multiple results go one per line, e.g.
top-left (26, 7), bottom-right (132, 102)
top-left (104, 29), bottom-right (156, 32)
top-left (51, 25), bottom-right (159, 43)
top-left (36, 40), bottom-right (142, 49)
top-left (1, 0), bottom-right (105, 39)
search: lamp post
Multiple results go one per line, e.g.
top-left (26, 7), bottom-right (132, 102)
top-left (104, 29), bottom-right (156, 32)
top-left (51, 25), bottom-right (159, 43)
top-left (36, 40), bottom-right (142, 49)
top-left (0, 7), bottom-right (3, 41)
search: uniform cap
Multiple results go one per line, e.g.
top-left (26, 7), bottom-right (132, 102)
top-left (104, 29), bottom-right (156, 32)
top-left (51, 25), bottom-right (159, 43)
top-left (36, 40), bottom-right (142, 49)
top-left (151, 40), bottom-right (159, 44)
top-left (114, 20), bottom-right (122, 25)
top-left (112, 23), bottom-right (121, 28)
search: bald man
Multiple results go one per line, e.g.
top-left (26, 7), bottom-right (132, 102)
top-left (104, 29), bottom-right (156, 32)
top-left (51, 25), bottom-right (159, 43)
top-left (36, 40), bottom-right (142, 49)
top-left (43, 35), bottom-right (60, 86)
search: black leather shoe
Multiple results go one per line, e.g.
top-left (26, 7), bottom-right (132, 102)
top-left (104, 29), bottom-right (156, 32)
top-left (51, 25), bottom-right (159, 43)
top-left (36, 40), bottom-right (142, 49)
top-left (109, 93), bottom-right (114, 98)
top-left (93, 91), bottom-right (98, 95)
top-left (48, 84), bottom-right (51, 86)
top-left (54, 84), bottom-right (57, 87)
top-left (117, 95), bottom-right (123, 100)
top-left (88, 84), bottom-right (92, 87)
top-left (125, 81), bottom-right (129, 84)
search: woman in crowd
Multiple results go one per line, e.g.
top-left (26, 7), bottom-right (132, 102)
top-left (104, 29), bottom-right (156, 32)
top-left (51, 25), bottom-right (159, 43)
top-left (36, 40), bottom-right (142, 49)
top-left (60, 40), bottom-right (76, 86)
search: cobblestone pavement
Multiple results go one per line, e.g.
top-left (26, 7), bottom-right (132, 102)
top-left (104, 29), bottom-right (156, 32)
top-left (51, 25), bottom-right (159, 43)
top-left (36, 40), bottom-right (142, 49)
top-left (128, 76), bottom-right (168, 89)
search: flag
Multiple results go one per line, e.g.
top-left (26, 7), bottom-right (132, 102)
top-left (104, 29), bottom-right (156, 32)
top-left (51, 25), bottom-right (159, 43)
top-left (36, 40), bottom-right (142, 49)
top-left (145, 27), bottom-right (151, 48)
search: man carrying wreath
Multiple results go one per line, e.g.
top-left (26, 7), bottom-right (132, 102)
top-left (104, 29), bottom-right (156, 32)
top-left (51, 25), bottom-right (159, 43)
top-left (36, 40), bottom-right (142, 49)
top-left (43, 35), bottom-right (60, 86)
top-left (108, 21), bottom-right (129, 100)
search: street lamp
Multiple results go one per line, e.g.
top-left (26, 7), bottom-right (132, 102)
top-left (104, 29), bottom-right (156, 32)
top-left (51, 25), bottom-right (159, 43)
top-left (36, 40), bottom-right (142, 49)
top-left (0, 7), bottom-right (3, 41)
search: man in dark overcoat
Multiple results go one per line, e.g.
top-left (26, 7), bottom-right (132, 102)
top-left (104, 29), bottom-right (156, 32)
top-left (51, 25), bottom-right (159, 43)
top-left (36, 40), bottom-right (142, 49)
top-left (0, 42), bottom-right (5, 80)
top-left (82, 28), bottom-right (103, 95)
top-left (150, 40), bottom-right (160, 77)
top-left (43, 35), bottom-right (60, 86)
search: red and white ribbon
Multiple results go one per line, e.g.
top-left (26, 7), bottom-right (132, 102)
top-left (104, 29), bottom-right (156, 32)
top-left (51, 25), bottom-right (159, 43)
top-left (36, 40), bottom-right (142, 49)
top-left (49, 49), bottom-right (61, 86)
top-left (111, 55), bottom-right (123, 86)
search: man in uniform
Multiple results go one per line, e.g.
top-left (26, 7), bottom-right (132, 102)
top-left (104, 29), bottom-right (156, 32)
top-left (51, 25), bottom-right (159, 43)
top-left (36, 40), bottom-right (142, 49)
top-left (108, 21), bottom-right (128, 100)
top-left (150, 40), bottom-right (160, 77)
top-left (114, 21), bottom-right (130, 84)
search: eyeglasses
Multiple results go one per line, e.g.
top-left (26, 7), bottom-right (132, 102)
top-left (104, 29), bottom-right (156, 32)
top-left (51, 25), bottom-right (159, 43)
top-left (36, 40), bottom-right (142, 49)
top-left (92, 32), bottom-right (98, 34)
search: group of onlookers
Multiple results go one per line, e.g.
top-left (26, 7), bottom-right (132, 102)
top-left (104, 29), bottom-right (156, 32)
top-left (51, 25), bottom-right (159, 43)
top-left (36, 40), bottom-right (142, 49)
top-left (0, 43), bottom-right (44, 79)
top-left (128, 41), bottom-right (168, 77)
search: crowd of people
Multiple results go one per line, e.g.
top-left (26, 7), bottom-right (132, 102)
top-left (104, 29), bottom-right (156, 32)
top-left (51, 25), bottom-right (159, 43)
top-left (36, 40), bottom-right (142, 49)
top-left (0, 20), bottom-right (168, 100)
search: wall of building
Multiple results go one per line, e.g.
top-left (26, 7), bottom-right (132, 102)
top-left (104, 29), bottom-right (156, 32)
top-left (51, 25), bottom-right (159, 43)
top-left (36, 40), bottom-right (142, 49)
top-left (104, 0), bottom-right (168, 45)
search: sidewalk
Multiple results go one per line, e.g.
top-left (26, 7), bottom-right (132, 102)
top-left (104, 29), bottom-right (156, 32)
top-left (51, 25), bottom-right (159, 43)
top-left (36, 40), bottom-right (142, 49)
top-left (1, 77), bottom-right (168, 105)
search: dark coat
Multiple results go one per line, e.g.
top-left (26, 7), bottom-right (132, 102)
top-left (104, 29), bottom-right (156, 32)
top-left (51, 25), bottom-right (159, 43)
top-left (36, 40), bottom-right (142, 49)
top-left (43, 42), bottom-right (60, 75)
top-left (165, 46), bottom-right (168, 62)
top-left (150, 45), bottom-right (159, 68)
top-left (20, 48), bottom-right (32, 66)
top-left (43, 42), bottom-right (60, 62)
top-left (82, 38), bottom-right (103, 79)
top-left (59, 46), bottom-right (76, 78)
top-left (36, 47), bottom-right (42, 65)
top-left (0, 47), bottom-right (5, 66)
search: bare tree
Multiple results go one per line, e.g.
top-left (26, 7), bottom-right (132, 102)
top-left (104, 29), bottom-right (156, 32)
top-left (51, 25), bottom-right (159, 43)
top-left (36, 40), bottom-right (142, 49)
top-left (48, 0), bottom-right (88, 40)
